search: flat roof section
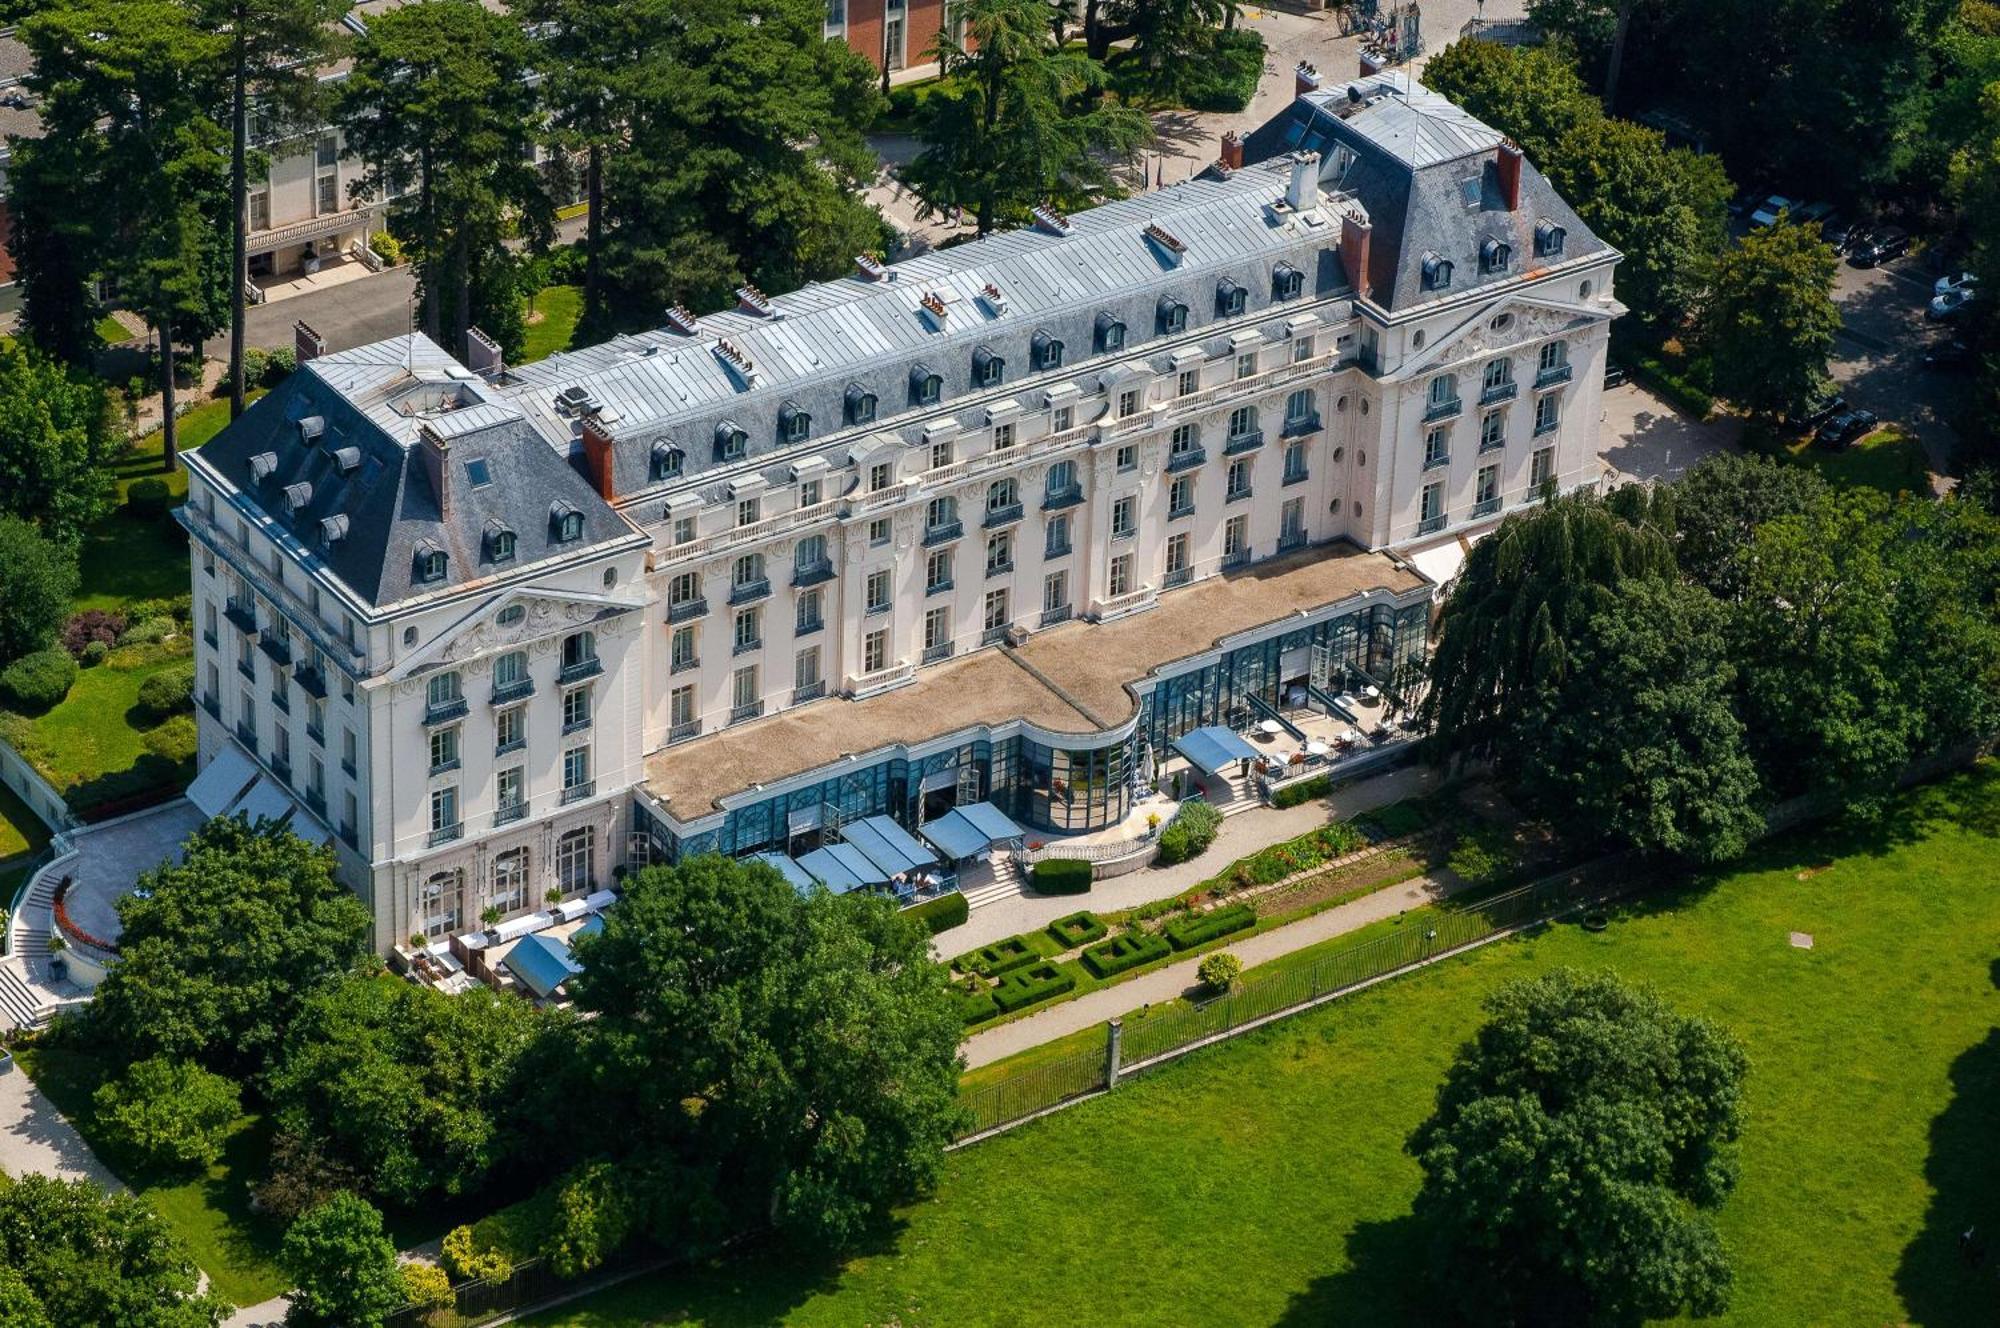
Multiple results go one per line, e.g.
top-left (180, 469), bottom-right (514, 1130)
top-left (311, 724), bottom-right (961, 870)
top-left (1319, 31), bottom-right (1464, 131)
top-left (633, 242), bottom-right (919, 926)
top-left (642, 541), bottom-right (1426, 819)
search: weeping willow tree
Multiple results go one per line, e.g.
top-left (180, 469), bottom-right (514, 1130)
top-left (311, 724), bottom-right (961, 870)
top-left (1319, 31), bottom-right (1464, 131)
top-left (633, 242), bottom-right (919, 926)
top-left (1419, 487), bottom-right (1676, 775)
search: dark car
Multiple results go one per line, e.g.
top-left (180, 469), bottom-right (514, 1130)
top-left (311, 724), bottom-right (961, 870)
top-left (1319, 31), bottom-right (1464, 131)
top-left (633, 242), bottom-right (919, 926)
top-left (1603, 363), bottom-right (1628, 389)
top-left (1821, 218), bottom-right (1862, 253)
top-left (1815, 408), bottom-right (1880, 450)
top-left (1788, 391), bottom-right (1847, 433)
top-left (1850, 227), bottom-right (1911, 267)
top-left (1924, 339), bottom-right (1974, 372)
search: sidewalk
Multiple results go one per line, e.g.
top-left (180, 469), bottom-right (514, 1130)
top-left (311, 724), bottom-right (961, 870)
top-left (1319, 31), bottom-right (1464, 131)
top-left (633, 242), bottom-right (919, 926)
top-left (941, 761), bottom-right (1439, 956)
top-left (0, 1059), bottom-right (122, 1190)
top-left (960, 858), bottom-right (1472, 1068)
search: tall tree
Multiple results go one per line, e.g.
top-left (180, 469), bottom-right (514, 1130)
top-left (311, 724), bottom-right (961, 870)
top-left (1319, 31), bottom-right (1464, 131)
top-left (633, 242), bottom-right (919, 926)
top-left (0, 515), bottom-right (80, 664)
top-left (280, 1193), bottom-right (405, 1328)
top-left (1408, 969), bottom-right (1748, 1325)
top-left (1418, 37), bottom-right (1602, 165)
top-left (1699, 218), bottom-right (1840, 422)
top-left (340, 0), bottom-right (552, 359)
top-left (1666, 452), bottom-right (1828, 602)
top-left (0, 1173), bottom-right (232, 1326)
top-left (18, 0), bottom-right (231, 469)
top-left (200, 0), bottom-right (351, 419)
top-left (0, 341), bottom-right (115, 548)
top-left (571, 855), bottom-right (965, 1246)
top-left (904, 0), bottom-right (1150, 236)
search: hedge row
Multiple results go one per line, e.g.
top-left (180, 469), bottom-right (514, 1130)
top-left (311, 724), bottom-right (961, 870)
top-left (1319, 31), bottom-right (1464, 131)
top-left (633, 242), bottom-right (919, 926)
top-left (906, 890), bottom-right (969, 935)
top-left (1165, 903), bottom-right (1257, 951)
top-left (1031, 858), bottom-right (1092, 894)
top-left (1080, 929), bottom-right (1172, 980)
top-left (991, 962), bottom-right (1075, 1013)
top-left (1047, 910), bottom-right (1108, 950)
top-left (1270, 773), bottom-right (1332, 809)
top-left (960, 988), bottom-right (1001, 1025)
top-left (1157, 800), bottom-right (1223, 865)
top-left (957, 936), bottom-right (1041, 979)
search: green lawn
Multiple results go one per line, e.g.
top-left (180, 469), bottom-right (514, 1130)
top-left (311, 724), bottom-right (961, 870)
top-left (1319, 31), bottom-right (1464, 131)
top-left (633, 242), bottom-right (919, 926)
top-left (0, 646), bottom-right (192, 814)
top-left (524, 763), bottom-right (2000, 1328)
top-left (1790, 425), bottom-right (1933, 496)
top-left (96, 314), bottom-right (132, 347)
top-left (13, 1046), bottom-right (290, 1307)
top-left (0, 776), bottom-right (51, 862)
top-left (521, 285), bottom-right (583, 364)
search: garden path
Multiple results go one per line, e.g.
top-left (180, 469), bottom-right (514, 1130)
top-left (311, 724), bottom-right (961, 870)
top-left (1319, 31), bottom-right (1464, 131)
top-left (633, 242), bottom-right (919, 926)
top-left (0, 1057), bottom-right (122, 1189)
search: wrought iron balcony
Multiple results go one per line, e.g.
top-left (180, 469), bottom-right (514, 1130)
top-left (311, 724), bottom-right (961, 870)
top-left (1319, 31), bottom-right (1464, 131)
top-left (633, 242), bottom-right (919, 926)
top-left (923, 520), bottom-right (963, 547)
top-left (671, 653), bottom-right (701, 675)
top-left (1277, 529), bottom-right (1308, 552)
top-left (791, 560), bottom-right (835, 588)
top-left (986, 559), bottom-right (1014, 577)
top-left (727, 577), bottom-right (770, 606)
top-left (922, 641), bottom-right (955, 664)
top-left (728, 700), bottom-right (765, 725)
top-left (1473, 496), bottom-right (1502, 517)
top-left (980, 625), bottom-right (1010, 647)
top-left (792, 680), bottom-right (827, 705)
top-left (1479, 380), bottom-right (1518, 406)
top-left (1283, 466), bottom-right (1310, 486)
top-left (1226, 486), bottom-right (1253, 503)
top-left (294, 664), bottom-right (327, 699)
top-left (258, 632), bottom-right (292, 666)
top-left (795, 616), bottom-right (824, 637)
top-left (558, 655), bottom-right (604, 685)
top-left (427, 822), bottom-right (464, 847)
top-left (1535, 363), bottom-right (1573, 390)
top-left (560, 780), bottom-right (597, 805)
top-left (981, 502), bottom-right (1024, 529)
top-left (1534, 417), bottom-right (1560, 437)
top-left (1169, 502), bottom-right (1195, 519)
top-left (494, 801), bottom-right (529, 827)
top-left (1224, 430), bottom-right (1265, 456)
top-left (430, 756), bottom-right (461, 776)
top-left (1039, 604), bottom-right (1073, 628)
top-left (1165, 446), bottom-right (1206, 473)
top-left (668, 719), bottom-right (702, 744)
top-left (1164, 566), bottom-right (1193, 588)
top-left (731, 636), bottom-right (762, 657)
top-left (667, 597), bottom-right (708, 624)
top-left (1041, 486), bottom-right (1084, 511)
top-left (1281, 414), bottom-right (1323, 438)
top-left (1423, 451), bottom-right (1450, 471)
top-left (236, 723), bottom-right (258, 753)
top-left (201, 691), bottom-right (220, 719)
top-left (1419, 512), bottom-right (1449, 535)
top-left (490, 676), bottom-right (534, 705)
top-left (304, 788), bottom-right (326, 816)
top-left (224, 599), bottom-right (258, 634)
top-left (926, 578), bottom-right (954, 597)
top-left (1423, 397), bottom-right (1462, 423)
top-left (424, 698), bottom-right (468, 725)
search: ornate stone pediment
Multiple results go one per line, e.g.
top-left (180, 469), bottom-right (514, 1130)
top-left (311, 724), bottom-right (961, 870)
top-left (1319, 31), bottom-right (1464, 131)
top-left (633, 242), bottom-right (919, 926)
top-left (1407, 296), bottom-right (1608, 377)
top-left (395, 588), bottom-right (646, 680)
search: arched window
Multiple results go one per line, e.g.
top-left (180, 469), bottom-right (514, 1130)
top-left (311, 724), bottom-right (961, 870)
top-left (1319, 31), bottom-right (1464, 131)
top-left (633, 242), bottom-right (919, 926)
top-left (427, 671), bottom-right (462, 709)
top-left (550, 501), bottom-right (584, 542)
top-left (556, 827), bottom-right (596, 895)
top-left (486, 523), bottom-right (517, 563)
top-left (1421, 253), bottom-right (1453, 290)
top-left (490, 848), bottom-right (528, 914)
top-left (973, 346), bottom-right (1004, 387)
top-left (1158, 297), bottom-right (1189, 334)
top-left (1481, 237), bottom-right (1512, 273)
top-left (415, 543), bottom-right (447, 582)
top-left (844, 383), bottom-right (877, 426)
top-left (1216, 278), bottom-right (1247, 316)
top-left (715, 421), bottom-right (748, 460)
top-left (1272, 264), bottom-right (1305, 299)
top-left (493, 650), bottom-right (528, 694)
top-left (1094, 312), bottom-right (1126, 352)
top-left (417, 869), bottom-right (463, 940)
top-left (560, 631), bottom-right (596, 673)
top-left (779, 401), bottom-right (811, 443)
top-left (910, 364), bottom-right (943, 406)
top-left (650, 441), bottom-right (683, 480)
top-left (986, 478), bottom-right (1018, 514)
top-left (733, 552), bottom-right (765, 587)
top-left (1032, 331), bottom-right (1064, 371)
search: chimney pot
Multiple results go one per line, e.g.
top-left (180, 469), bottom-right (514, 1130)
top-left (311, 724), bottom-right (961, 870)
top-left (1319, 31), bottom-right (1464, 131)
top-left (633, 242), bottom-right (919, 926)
top-left (1497, 141), bottom-right (1525, 211)
top-left (1219, 131), bottom-right (1244, 173)
top-left (580, 417), bottom-right (617, 503)
top-left (418, 426), bottom-right (451, 521)
top-left (1359, 48), bottom-right (1387, 78)
top-left (1295, 60), bottom-right (1322, 98)
top-left (1340, 211), bottom-right (1374, 302)
top-left (294, 320), bottom-right (327, 363)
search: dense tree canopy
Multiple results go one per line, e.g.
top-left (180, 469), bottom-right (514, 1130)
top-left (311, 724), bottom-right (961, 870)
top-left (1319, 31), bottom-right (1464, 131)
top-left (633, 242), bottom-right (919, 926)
top-left (280, 1192), bottom-right (405, 1328)
top-left (0, 1173), bottom-right (231, 1326)
top-left (1408, 969), bottom-right (1749, 1326)
top-left (0, 515), bottom-right (80, 665)
top-left (572, 854), bottom-right (966, 1246)
top-left (0, 340), bottom-right (115, 548)
top-left (92, 1055), bottom-right (243, 1174)
top-left (1699, 218), bottom-right (1840, 421)
top-left (89, 817), bottom-right (371, 1075)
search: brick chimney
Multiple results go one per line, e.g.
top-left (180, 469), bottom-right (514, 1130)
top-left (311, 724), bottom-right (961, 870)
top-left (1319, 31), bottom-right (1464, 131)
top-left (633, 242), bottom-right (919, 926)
top-left (1359, 49), bottom-right (1387, 78)
top-left (1219, 131), bottom-right (1244, 172)
top-left (418, 425), bottom-right (451, 521)
top-left (1497, 141), bottom-right (1525, 211)
top-left (294, 320), bottom-right (326, 363)
top-left (1295, 60), bottom-right (1321, 97)
top-left (580, 416), bottom-right (617, 502)
top-left (465, 326), bottom-right (503, 380)
top-left (1340, 211), bottom-right (1373, 301)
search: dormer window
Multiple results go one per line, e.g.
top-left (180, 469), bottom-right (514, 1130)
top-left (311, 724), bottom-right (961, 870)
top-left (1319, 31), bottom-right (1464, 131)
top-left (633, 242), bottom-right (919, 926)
top-left (650, 441), bottom-right (683, 481)
top-left (1422, 253), bottom-right (1454, 290)
top-left (1272, 263), bottom-right (1305, 300)
top-left (332, 446), bottom-right (361, 475)
top-left (1158, 297), bottom-right (1188, 334)
top-left (911, 364), bottom-right (943, 406)
top-left (1095, 312), bottom-right (1126, 352)
top-left (486, 520), bottom-right (517, 563)
top-left (415, 543), bottom-right (447, 583)
top-left (282, 481), bottom-right (312, 513)
top-left (298, 415), bottom-right (325, 445)
top-left (1534, 220), bottom-right (1566, 257)
top-left (1032, 331), bottom-right (1064, 371)
top-left (550, 501), bottom-right (585, 543)
top-left (844, 383), bottom-right (878, 426)
top-left (715, 421), bottom-right (747, 460)
top-left (973, 346), bottom-right (1004, 387)
top-left (319, 514), bottom-right (348, 548)
top-left (779, 401), bottom-right (811, 443)
top-left (1216, 278), bottom-right (1247, 316)
top-left (1481, 237), bottom-right (1511, 273)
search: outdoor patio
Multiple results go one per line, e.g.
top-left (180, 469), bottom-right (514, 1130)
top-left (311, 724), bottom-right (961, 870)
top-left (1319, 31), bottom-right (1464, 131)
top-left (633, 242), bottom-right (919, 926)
top-left (54, 799), bottom-right (206, 951)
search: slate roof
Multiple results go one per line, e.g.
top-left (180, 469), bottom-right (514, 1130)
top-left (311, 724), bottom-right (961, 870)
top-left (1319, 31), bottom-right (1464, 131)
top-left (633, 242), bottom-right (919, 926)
top-left (1240, 71), bottom-right (1608, 313)
top-left (193, 335), bottom-right (637, 611)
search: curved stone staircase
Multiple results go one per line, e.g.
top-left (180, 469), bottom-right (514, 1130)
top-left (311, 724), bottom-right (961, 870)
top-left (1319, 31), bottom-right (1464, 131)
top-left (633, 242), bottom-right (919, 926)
top-left (1, 854), bottom-right (88, 1032)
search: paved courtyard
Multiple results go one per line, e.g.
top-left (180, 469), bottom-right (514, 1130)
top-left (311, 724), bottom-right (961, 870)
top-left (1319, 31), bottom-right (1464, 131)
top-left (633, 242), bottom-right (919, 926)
top-left (60, 800), bottom-right (206, 947)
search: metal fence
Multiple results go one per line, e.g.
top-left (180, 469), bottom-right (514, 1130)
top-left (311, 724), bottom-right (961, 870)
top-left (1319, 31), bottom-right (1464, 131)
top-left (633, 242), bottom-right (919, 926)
top-left (954, 861), bottom-right (1626, 1142)
top-left (382, 1256), bottom-right (596, 1328)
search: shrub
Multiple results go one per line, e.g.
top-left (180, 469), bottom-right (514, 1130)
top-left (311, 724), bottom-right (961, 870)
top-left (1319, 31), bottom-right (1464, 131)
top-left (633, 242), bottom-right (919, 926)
top-left (81, 639), bottom-right (109, 666)
top-left (1157, 800), bottom-right (1223, 865)
top-left (1271, 773), bottom-right (1332, 809)
top-left (906, 890), bottom-right (969, 934)
top-left (253, 1130), bottom-right (365, 1222)
top-left (959, 987), bottom-right (1001, 1025)
top-left (142, 714), bottom-right (198, 763)
top-left (125, 476), bottom-right (173, 519)
top-left (1080, 928), bottom-right (1172, 979)
top-left (1198, 951), bottom-right (1243, 993)
top-left (1031, 858), bottom-right (1092, 894)
top-left (137, 661), bottom-right (196, 720)
top-left (259, 346), bottom-right (298, 387)
top-left (0, 648), bottom-right (76, 712)
top-left (242, 347), bottom-right (270, 386)
top-left (91, 1055), bottom-right (241, 1173)
top-left (541, 1161), bottom-right (638, 1279)
top-left (1165, 903), bottom-right (1257, 951)
top-left (1448, 824), bottom-right (1517, 886)
top-left (118, 617), bottom-right (172, 648)
top-left (956, 935), bottom-right (1040, 979)
top-left (62, 609), bottom-right (126, 658)
top-left (1182, 29), bottom-right (1266, 111)
top-left (0, 516), bottom-right (78, 665)
top-left (368, 230), bottom-right (403, 266)
top-left (441, 1224), bottom-right (514, 1283)
top-left (990, 961), bottom-right (1075, 1013)
top-left (1046, 910), bottom-right (1108, 949)
top-left (401, 1261), bottom-right (454, 1312)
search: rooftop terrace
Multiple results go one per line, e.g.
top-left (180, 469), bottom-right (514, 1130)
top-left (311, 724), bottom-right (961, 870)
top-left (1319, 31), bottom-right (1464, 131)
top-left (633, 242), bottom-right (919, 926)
top-left (642, 541), bottom-right (1428, 819)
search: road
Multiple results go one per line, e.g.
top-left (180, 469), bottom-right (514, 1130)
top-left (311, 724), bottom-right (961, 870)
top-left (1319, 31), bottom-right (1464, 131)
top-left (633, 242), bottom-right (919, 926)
top-left (1829, 254), bottom-right (1963, 472)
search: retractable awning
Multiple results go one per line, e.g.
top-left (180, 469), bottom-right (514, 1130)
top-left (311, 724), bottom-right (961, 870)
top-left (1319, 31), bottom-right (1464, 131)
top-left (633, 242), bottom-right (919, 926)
top-left (229, 777), bottom-right (296, 829)
top-left (1173, 725), bottom-right (1261, 776)
top-left (752, 851), bottom-right (819, 898)
top-left (843, 816), bottom-right (938, 877)
top-left (920, 801), bottom-right (1026, 861)
top-left (798, 843), bottom-right (886, 893)
top-left (187, 745), bottom-right (257, 817)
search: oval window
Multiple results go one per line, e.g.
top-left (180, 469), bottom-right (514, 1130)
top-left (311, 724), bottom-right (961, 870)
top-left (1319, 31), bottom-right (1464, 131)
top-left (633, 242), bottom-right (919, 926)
top-left (1490, 312), bottom-right (1514, 333)
top-left (1360, 400), bottom-right (1370, 416)
top-left (1580, 280), bottom-right (1593, 300)
top-left (1412, 330), bottom-right (1426, 349)
top-left (1336, 395), bottom-right (1349, 413)
top-left (603, 567), bottom-right (619, 589)
top-left (403, 626), bottom-right (418, 646)
top-left (1333, 447), bottom-right (1345, 463)
top-left (498, 605), bottom-right (525, 627)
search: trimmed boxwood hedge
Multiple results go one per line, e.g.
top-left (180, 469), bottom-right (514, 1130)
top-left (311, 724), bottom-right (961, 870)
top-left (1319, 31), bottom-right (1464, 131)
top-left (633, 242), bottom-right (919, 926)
top-left (991, 962), bottom-right (1075, 1013)
top-left (958, 935), bottom-right (1041, 979)
top-left (1047, 910), bottom-right (1108, 949)
top-left (1270, 773), bottom-right (1332, 809)
top-left (906, 890), bottom-right (969, 935)
top-left (1080, 929), bottom-right (1172, 980)
top-left (959, 989), bottom-right (1001, 1025)
top-left (1031, 858), bottom-right (1092, 894)
top-left (1165, 903), bottom-right (1257, 951)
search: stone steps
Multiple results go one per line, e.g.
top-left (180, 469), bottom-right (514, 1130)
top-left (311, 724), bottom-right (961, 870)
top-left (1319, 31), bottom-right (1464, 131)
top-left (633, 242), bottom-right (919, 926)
top-left (0, 960), bottom-right (49, 1032)
top-left (964, 856), bottom-right (1026, 910)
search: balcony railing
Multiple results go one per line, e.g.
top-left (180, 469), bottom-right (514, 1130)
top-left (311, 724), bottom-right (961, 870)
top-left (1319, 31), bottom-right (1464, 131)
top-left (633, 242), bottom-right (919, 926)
top-left (258, 633), bottom-right (292, 666)
top-left (270, 688), bottom-right (290, 715)
top-left (236, 723), bottom-right (258, 753)
top-left (306, 723), bottom-right (324, 746)
top-left (923, 641), bottom-right (955, 664)
top-left (562, 712), bottom-right (593, 734)
top-left (986, 559), bottom-right (1014, 577)
top-left (428, 822), bottom-right (464, 847)
top-left (490, 676), bottom-right (534, 705)
top-left (1419, 512), bottom-right (1449, 535)
top-left (1169, 502), bottom-right (1195, 519)
top-left (224, 599), bottom-right (258, 633)
top-left (293, 664), bottom-right (327, 699)
top-left (237, 658), bottom-right (256, 682)
top-left (668, 719), bottom-right (702, 744)
top-left (1281, 414), bottom-right (1323, 437)
top-left (1423, 451), bottom-right (1450, 471)
top-left (981, 502), bottom-right (1024, 529)
top-left (430, 756), bottom-right (461, 776)
top-left (270, 757), bottom-right (292, 784)
top-left (922, 520), bottom-right (963, 547)
top-left (1222, 549), bottom-right (1250, 570)
top-left (1473, 496), bottom-right (1502, 517)
top-left (926, 578), bottom-right (954, 597)
top-left (1283, 467), bottom-right (1310, 486)
top-left (1534, 417), bottom-right (1560, 437)
top-left (1040, 604), bottom-right (1073, 628)
top-left (729, 700), bottom-right (765, 725)
top-left (792, 680), bottom-right (827, 705)
top-left (1224, 430), bottom-right (1264, 456)
top-left (980, 625), bottom-right (1011, 647)
top-left (667, 597), bottom-right (708, 624)
top-left (304, 788), bottom-right (326, 816)
top-left (201, 691), bottom-right (220, 718)
top-left (727, 577), bottom-right (770, 606)
top-left (1278, 529), bottom-right (1308, 552)
top-left (1479, 380), bottom-right (1518, 406)
top-left (558, 655), bottom-right (604, 685)
top-left (1423, 397), bottom-right (1462, 423)
top-left (732, 636), bottom-right (762, 657)
top-left (671, 653), bottom-right (700, 675)
top-left (1226, 486), bottom-right (1253, 504)
top-left (494, 801), bottom-right (529, 827)
top-left (795, 616), bottom-right (824, 637)
top-left (1045, 539), bottom-right (1072, 558)
top-left (202, 629), bottom-right (219, 650)
top-left (1535, 363), bottom-right (1573, 390)
top-left (791, 560), bottom-right (835, 588)
top-left (1164, 566), bottom-right (1193, 588)
top-left (1041, 486), bottom-right (1084, 511)
top-left (561, 780), bottom-right (597, 805)
top-left (1166, 446), bottom-right (1206, 473)
top-left (496, 736), bottom-right (526, 757)
top-left (424, 698), bottom-right (468, 725)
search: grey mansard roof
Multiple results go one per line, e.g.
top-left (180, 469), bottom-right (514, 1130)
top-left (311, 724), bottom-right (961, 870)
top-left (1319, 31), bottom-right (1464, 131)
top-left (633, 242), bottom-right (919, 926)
top-left (1240, 72), bottom-right (1609, 312)
top-left (194, 336), bottom-right (637, 611)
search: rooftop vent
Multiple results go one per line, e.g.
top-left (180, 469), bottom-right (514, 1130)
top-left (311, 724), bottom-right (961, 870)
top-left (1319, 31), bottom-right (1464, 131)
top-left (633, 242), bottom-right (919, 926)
top-left (332, 445), bottom-right (361, 475)
top-left (554, 384), bottom-right (600, 417)
top-left (855, 254), bottom-right (888, 281)
top-left (319, 513), bottom-right (349, 546)
top-left (735, 284), bottom-right (774, 316)
top-left (1031, 204), bottom-right (1072, 236)
top-left (665, 304), bottom-right (700, 335)
top-left (297, 415), bottom-right (326, 445)
top-left (919, 289), bottom-right (955, 330)
top-left (282, 481), bottom-right (313, 513)
top-left (248, 451), bottom-right (278, 483)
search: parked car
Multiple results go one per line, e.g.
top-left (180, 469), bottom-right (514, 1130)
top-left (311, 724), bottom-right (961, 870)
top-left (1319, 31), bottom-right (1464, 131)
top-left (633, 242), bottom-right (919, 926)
top-left (1923, 339), bottom-right (1973, 372)
top-left (1603, 363), bottom-right (1628, 389)
top-left (1850, 227), bottom-right (1911, 267)
top-left (1750, 194), bottom-right (1796, 227)
top-left (1930, 286), bottom-right (1977, 320)
top-left (1822, 218), bottom-right (1865, 253)
top-left (1935, 271), bottom-right (1979, 297)
top-left (1797, 200), bottom-right (1837, 226)
top-left (1788, 391), bottom-right (1848, 433)
top-left (1816, 408), bottom-right (1880, 450)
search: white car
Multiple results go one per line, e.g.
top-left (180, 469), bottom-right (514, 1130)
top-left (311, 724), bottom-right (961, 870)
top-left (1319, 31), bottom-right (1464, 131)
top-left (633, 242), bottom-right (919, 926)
top-left (1934, 271), bottom-right (1979, 297)
top-left (1929, 287), bottom-right (1976, 320)
top-left (1750, 195), bottom-right (1795, 227)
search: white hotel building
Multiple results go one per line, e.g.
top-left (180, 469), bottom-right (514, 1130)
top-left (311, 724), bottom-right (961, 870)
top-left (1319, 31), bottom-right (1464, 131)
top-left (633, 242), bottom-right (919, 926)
top-left (177, 71), bottom-right (1621, 952)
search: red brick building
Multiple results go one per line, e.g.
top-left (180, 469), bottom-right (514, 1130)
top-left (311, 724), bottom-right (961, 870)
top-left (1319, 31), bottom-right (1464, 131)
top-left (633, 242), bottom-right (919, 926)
top-left (830, 0), bottom-right (951, 81)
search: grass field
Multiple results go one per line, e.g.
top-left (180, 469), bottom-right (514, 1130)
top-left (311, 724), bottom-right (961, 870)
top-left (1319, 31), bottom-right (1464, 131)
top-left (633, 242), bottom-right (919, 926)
top-left (1790, 424), bottom-right (1933, 496)
top-left (0, 646), bottom-right (192, 815)
top-left (0, 776), bottom-right (50, 862)
top-left (522, 286), bottom-right (583, 363)
top-left (522, 762), bottom-right (2000, 1328)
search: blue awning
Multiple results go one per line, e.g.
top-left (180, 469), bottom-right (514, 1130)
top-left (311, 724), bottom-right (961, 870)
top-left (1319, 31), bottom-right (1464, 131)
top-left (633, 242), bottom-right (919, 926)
top-left (1173, 725), bottom-right (1261, 776)
top-left (843, 815), bottom-right (938, 877)
top-left (798, 843), bottom-right (886, 892)
top-left (921, 801), bottom-right (1026, 861)
top-left (751, 851), bottom-right (819, 898)
top-left (504, 932), bottom-right (584, 999)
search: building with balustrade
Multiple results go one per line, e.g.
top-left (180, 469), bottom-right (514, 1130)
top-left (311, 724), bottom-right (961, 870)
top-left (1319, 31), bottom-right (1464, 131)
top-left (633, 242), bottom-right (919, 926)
top-left (176, 68), bottom-right (1620, 953)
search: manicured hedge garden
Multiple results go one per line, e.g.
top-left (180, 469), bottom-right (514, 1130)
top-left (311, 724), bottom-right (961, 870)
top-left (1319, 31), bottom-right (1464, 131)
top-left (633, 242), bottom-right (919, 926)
top-left (1164, 903), bottom-right (1257, 951)
top-left (958, 936), bottom-right (1043, 979)
top-left (1031, 858), bottom-right (1092, 894)
top-left (990, 962), bottom-right (1074, 1014)
top-left (1047, 910), bottom-right (1107, 950)
top-left (1080, 929), bottom-right (1172, 980)
top-left (907, 890), bottom-right (970, 935)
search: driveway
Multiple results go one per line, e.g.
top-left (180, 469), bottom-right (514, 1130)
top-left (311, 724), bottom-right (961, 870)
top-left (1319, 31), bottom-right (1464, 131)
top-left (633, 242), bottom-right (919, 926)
top-left (1597, 381), bottom-right (1738, 486)
top-left (1829, 256), bottom-right (1963, 471)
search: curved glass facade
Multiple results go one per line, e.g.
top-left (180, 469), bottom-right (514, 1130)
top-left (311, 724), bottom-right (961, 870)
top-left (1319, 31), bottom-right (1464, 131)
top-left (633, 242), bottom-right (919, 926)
top-left (1018, 736), bottom-right (1132, 832)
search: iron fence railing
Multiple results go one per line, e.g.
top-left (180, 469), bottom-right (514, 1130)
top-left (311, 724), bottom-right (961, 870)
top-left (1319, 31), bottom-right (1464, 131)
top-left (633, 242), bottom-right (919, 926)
top-left (957, 1046), bottom-right (1110, 1137)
